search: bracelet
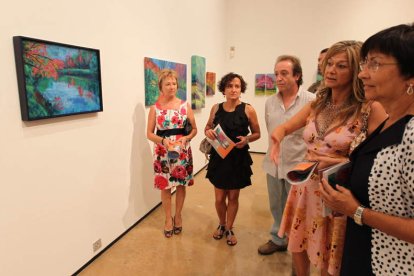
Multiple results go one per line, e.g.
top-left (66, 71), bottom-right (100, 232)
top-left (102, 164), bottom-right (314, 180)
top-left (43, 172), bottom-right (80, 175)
top-left (161, 137), bottom-right (165, 145)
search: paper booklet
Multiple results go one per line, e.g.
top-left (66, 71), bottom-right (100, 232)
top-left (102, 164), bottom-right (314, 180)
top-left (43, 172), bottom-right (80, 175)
top-left (321, 160), bottom-right (352, 188)
top-left (320, 160), bottom-right (352, 217)
top-left (286, 161), bottom-right (319, 185)
top-left (206, 124), bottom-right (236, 159)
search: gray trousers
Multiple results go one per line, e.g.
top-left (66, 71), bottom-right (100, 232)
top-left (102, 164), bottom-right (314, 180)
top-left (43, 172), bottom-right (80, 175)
top-left (266, 174), bottom-right (291, 246)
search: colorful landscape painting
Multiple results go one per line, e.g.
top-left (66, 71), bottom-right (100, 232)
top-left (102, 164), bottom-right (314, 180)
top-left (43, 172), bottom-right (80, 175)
top-left (13, 37), bottom-right (103, 121)
top-left (255, 74), bottom-right (266, 96)
top-left (144, 57), bottom-right (187, 106)
top-left (206, 72), bottom-right (216, 96)
top-left (265, 74), bottom-right (277, 95)
top-left (191, 55), bottom-right (206, 109)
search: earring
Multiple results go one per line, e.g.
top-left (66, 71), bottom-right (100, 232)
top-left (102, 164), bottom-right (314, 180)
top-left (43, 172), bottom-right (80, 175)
top-left (407, 84), bottom-right (414, 95)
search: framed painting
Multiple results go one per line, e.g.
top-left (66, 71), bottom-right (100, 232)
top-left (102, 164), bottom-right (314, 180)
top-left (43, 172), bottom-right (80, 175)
top-left (13, 36), bottom-right (103, 121)
top-left (191, 55), bottom-right (206, 109)
top-left (255, 74), bottom-right (266, 96)
top-left (265, 74), bottom-right (277, 95)
top-left (144, 57), bottom-right (187, 106)
top-left (206, 72), bottom-right (216, 96)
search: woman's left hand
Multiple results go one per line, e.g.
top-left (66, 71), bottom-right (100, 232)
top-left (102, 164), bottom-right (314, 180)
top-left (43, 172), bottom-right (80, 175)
top-left (319, 179), bottom-right (360, 217)
top-left (235, 136), bottom-right (248, 148)
top-left (177, 136), bottom-right (189, 148)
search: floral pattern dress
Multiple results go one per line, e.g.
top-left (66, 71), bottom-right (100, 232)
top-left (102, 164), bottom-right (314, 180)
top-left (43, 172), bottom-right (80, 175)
top-left (153, 100), bottom-right (193, 190)
top-left (278, 112), bottom-right (366, 275)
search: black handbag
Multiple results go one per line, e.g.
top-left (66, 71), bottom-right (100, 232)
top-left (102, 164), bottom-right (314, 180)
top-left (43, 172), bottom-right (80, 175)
top-left (183, 119), bottom-right (192, 135)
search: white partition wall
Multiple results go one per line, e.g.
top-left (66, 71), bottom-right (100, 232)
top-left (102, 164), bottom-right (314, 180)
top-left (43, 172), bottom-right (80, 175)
top-left (0, 0), bottom-right (413, 275)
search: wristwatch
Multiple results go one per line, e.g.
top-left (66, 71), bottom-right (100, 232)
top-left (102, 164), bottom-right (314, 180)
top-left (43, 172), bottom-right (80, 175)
top-left (353, 205), bottom-right (366, 226)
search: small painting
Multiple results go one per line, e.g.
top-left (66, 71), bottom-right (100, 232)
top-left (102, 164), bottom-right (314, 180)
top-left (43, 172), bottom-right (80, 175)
top-left (255, 74), bottom-right (266, 96)
top-left (191, 55), bottom-right (206, 109)
top-left (13, 36), bottom-right (103, 121)
top-left (206, 72), bottom-right (216, 96)
top-left (265, 74), bottom-right (277, 95)
top-left (144, 57), bottom-right (187, 106)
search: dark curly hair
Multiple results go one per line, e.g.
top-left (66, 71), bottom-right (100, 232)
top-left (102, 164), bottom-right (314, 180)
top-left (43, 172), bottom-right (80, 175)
top-left (217, 72), bottom-right (247, 94)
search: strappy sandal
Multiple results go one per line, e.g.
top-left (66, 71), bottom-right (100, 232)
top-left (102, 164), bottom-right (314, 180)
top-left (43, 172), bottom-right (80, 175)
top-left (173, 216), bottom-right (182, 235)
top-left (225, 229), bottom-right (237, 246)
top-left (164, 217), bottom-right (174, 238)
top-left (164, 229), bottom-right (173, 238)
top-left (213, 224), bottom-right (226, 240)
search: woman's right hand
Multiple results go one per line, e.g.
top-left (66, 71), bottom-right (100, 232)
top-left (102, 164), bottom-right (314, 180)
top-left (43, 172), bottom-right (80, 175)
top-left (205, 129), bottom-right (216, 140)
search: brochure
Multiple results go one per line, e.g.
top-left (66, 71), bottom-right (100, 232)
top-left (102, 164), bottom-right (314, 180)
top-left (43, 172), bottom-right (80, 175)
top-left (320, 160), bottom-right (352, 217)
top-left (286, 161), bottom-right (319, 185)
top-left (321, 160), bottom-right (351, 188)
top-left (206, 124), bottom-right (236, 159)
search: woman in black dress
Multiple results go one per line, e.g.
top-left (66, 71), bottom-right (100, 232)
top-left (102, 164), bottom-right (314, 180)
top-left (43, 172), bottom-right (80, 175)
top-left (320, 24), bottom-right (414, 275)
top-left (204, 72), bottom-right (260, 246)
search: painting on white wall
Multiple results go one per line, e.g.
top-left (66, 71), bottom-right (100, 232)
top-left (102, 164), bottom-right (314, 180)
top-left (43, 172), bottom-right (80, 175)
top-left (13, 36), bottom-right (103, 121)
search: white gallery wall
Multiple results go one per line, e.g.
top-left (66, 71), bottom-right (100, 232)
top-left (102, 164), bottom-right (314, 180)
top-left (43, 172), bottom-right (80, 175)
top-left (0, 0), bottom-right (226, 275)
top-left (224, 0), bottom-right (414, 152)
top-left (0, 0), bottom-right (413, 275)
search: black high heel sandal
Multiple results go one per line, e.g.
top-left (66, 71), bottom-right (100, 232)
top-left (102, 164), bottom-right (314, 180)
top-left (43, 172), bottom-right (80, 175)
top-left (173, 216), bottom-right (182, 235)
top-left (164, 217), bottom-right (174, 238)
top-left (225, 229), bottom-right (237, 246)
top-left (213, 224), bottom-right (226, 240)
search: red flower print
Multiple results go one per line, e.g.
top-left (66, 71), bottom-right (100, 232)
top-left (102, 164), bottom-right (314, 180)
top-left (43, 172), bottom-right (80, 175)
top-left (153, 160), bottom-right (162, 173)
top-left (157, 115), bottom-right (165, 126)
top-left (179, 152), bottom-right (186, 160)
top-left (155, 175), bottom-right (168, 190)
top-left (186, 165), bottom-right (193, 175)
top-left (155, 144), bottom-right (167, 157)
top-left (171, 115), bottom-right (179, 125)
top-left (188, 179), bottom-right (194, 186)
top-left (180, 107), bottom-right (187, 115)
top-left (171, 165), bottom-right (187, 180)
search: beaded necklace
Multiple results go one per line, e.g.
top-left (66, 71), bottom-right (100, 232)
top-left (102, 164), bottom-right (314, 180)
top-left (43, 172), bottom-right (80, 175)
top-left (316, 100), bottom-right (351, 139)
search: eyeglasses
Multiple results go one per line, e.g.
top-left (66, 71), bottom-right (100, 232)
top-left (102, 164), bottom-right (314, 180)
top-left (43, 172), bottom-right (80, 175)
top-left (359, 59), bottom-right (398, 72)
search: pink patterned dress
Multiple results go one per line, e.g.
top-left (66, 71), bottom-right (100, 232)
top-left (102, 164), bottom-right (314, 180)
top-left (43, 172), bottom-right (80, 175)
top-left (278, 113), bottom-right (365, 275)
top-left (152, 100), bottom-right (194, 190)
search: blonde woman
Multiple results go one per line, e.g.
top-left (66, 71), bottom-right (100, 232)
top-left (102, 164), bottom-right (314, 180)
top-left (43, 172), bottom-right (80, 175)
top-left (147, 69), bottom-right (197, 238)
top-left (271, 41), bottom-right (387, 275)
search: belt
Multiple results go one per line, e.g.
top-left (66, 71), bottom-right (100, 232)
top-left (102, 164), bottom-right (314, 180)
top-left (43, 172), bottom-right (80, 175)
top-left (156, 128), bottom-right (185, 137)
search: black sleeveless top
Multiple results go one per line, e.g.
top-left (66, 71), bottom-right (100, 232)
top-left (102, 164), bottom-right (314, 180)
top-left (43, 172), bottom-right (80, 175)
top-left (206, 102), bottom-right (253, 190)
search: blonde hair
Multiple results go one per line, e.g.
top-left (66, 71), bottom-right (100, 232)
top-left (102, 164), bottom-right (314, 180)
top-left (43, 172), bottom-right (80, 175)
top-left (158, 69), bottom-right (178, 90)
top-left (312, 40), bottom-right (364, 125)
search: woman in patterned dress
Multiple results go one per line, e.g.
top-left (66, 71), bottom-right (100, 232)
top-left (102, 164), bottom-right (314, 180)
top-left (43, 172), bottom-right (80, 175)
top-left (321, 23), bottom-right (414, 276)
top-left (146, 69), bottom-right (197, 238)
top-left (270, 41), bottom-right (387, 275)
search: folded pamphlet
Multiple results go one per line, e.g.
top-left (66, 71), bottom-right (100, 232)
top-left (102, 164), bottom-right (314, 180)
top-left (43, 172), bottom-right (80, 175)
top-left (206, 124), bottom-right (236, 159)
top-left (321, 160), bottom-right (351, 188)
top-left (286, 161), bottom-right (319, 185)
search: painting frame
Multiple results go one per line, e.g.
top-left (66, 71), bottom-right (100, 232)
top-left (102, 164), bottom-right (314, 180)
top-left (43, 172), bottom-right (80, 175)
top-left (144, 57), bottom-right (187, 106)
top-left (13, 36), bottom-right (103, 121)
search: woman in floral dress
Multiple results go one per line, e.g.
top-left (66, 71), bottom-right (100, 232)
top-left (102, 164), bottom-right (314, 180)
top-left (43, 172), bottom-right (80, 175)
top-left (270, 41), bottom-right (387, 275)
top-left (146, 69), bottom-right (197, 238)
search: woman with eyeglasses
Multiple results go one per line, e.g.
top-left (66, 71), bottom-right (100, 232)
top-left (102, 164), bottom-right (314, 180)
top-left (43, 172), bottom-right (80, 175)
top-left (320, 24), bottom-right (414, 275)
top-left (271, 41), bottom-right (387, 275)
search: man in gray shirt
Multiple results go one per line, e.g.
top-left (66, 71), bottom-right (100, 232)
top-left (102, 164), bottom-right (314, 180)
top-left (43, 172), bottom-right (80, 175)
top-left (258, 55), bottom-right (315, 255)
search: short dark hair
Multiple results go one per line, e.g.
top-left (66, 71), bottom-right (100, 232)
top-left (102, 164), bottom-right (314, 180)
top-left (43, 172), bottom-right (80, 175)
top-left (361, 23), bottom-right (414, 79)
top-left (276, 55), bottom-right (303, 86)
top-left (218, 72), bottom-right (247, 94)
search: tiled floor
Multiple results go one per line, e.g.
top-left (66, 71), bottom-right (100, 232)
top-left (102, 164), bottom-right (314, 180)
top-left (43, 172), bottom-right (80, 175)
top-left (79, 153), bottom-right (318, 275)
